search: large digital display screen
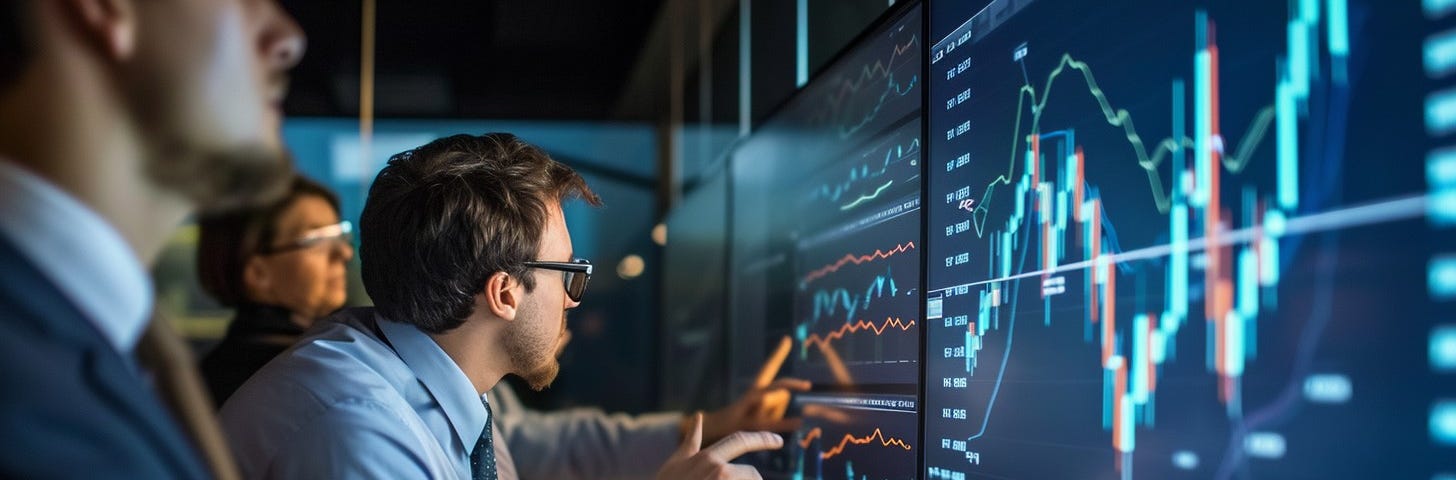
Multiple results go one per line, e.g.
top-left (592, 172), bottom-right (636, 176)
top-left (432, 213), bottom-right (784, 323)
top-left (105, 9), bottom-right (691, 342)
top-left (923, 0), bottom-right (1452, 479)
top-left (729, 3), bottom-right (924, 479)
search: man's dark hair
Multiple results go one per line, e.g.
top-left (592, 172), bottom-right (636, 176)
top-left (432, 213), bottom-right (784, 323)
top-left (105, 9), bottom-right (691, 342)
top-left (0, 0), bottom-right (34, 88)
top-left (359, 133), bottom-right (601, 333)
top-left (196, 175), bottom-right (342, 307)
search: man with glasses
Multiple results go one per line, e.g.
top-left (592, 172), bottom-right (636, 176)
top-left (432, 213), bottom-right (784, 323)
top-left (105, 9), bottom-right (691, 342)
top-left (220, 133), bottom-right (784, 479)
top-left (196, 176), bottom-right (355, 405)
top-left (522, 259), bottom-right (593, 302)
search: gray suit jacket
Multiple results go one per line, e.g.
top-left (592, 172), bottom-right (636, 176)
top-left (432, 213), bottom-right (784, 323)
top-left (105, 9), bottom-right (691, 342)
top-left (489, 382), bottom-right (682, 480)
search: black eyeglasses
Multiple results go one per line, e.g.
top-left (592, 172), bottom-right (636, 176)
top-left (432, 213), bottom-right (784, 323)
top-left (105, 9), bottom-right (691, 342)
top-left (258, 221), bottom-right (353, 255)
top-left (523, 258), bottom-right (592, 302)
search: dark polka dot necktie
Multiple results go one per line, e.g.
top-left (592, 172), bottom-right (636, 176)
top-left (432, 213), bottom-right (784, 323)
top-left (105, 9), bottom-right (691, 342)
top-left (470, 399), bottom-right (497, 480)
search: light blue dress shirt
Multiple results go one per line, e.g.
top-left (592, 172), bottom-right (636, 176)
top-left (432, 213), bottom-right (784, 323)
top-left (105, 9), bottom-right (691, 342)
top-left (0, 160), bottom-right (152, 352)
top-left (220, 307), bottom-right (516, 479)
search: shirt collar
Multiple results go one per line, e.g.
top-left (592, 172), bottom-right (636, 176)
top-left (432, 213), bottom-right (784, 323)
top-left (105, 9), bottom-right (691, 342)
top-left (0, 160), bottom-right (152, 352)
top-left (377, 317), bottom-right (489, 455)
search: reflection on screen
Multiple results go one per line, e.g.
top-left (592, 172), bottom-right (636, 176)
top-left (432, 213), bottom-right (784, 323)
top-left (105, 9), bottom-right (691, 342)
top-left (924, 0), bottom-right (1449, 479)
top-left (730, 4), bottom-right (924, 479)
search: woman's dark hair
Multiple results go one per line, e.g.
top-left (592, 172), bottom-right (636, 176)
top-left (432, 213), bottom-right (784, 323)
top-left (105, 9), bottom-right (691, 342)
top-left (358, 133), bottom-right (600, 334)
top-left (0, 0), bottom-right (35, 89)
top-left (195, 175), bottom-right (342, 307)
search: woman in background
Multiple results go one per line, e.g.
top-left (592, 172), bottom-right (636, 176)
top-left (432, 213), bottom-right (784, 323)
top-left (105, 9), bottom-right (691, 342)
top-left (197, 176), bottom-right (354, 405)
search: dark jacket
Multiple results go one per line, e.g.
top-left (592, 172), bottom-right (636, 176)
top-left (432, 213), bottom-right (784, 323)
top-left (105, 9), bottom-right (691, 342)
top-left (200, 303), bottom-right (307, 406)
top-left (0, 235), bottom-right (208, 478)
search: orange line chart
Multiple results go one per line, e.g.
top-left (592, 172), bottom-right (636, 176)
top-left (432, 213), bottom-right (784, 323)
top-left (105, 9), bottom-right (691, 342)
top-left (802, 317), bottom-right (917, 352)
top-left (799, 427), bottom-right (913, 460)
top-left (802, 241), bottom-right (917, 286)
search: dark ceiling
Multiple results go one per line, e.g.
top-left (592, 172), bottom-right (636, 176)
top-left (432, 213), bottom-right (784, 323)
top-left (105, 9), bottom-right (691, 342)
top-left (279, 0), bottom-right (665, 121)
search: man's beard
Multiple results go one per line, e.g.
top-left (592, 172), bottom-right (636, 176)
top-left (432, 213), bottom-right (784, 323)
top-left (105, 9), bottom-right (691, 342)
top-left (504, 306), bottom-right (564, 391)
top-left (146, 140), bottom-right (294, 214)
top-left (131, 68), bottom-right (295, 214)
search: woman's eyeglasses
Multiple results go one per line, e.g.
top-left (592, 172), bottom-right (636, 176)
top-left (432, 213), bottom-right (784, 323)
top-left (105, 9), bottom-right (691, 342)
top-left (257, 221), bottom-right (353, 255)
top-left (522, 258), bottom-right (592, 302)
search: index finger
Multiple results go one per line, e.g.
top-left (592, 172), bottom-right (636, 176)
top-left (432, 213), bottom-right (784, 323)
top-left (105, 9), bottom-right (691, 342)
top-left (754, 336), bottom-right (793, 388)
top-left (762, 378), bottom-right (812, 393)
top-left (676, 412), bottom-right (704, 457)
top-left (703, 431), bottom-right (784, 463)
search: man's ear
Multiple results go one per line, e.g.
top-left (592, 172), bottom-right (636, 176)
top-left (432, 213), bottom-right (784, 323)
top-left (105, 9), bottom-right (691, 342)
top-left (242, 257), bottom-right (272, 303)
top-left (481, 271), bottom-right (522, 321)
top-left (55, 0), bottom-right (137, 60)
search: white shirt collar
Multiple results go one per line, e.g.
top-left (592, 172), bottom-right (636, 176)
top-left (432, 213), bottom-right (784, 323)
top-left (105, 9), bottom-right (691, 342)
top-left (0, 160), bottom-right (153, 352)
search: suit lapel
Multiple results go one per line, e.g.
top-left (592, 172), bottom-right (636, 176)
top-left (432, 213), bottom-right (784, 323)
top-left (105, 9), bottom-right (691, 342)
top-left (0, 235), bottom-right (205, 478)
top-left (84, 342), bottom-right (207, 478)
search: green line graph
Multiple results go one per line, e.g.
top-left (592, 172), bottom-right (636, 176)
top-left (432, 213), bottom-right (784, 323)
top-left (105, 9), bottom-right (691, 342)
top-left (838, 73), bottom-right (920, 139)
top-left (972, 53), bottom-right (1276, 237)
top-left (841, 180), bottom-right (896, 211)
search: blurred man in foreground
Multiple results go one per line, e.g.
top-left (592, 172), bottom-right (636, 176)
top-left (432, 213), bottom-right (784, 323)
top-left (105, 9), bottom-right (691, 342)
top-left (0, 0), bottom-right (305, 477)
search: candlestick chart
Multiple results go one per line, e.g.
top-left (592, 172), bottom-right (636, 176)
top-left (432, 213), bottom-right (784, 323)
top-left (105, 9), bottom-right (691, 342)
top-left (924, 0), bottom-right (1449, 479)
